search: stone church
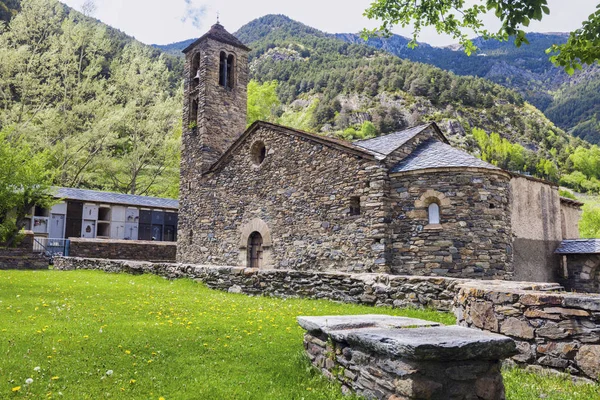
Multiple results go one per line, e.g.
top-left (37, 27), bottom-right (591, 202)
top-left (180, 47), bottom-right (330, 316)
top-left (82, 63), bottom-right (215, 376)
top-left (177, 23), bottom-right (582, 282)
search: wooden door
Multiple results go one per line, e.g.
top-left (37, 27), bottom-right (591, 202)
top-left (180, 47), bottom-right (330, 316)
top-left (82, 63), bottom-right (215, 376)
top-left (247, 232), bottom-right (263, 269)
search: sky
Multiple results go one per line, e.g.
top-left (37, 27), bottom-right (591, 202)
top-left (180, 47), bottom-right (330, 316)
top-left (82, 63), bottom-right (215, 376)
top-left (61, 0), bottom-right (599, 46)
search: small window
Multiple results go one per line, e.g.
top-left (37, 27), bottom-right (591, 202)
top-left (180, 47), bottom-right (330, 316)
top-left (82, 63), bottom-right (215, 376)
top-left (349, 196), bottom-right (361, 216)
top-left (251, 141), bottom-right (266, 165)
top-left (428, 203), bottom-right (440, 225)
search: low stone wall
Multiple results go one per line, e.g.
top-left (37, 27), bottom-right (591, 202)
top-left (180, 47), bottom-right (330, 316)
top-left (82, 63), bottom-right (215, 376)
top-left (455, 281), bottom-right (600, 381)
top-left (68, 238), bottom-right (176, 262)
top-left (53, 256), bottom-right (465, 311)
top-left (299, 315), bottom-right (516, 400)
top-left (0, 247), bottom-right (48, 270)
top-left (0, 231), bottom-right (48, 270)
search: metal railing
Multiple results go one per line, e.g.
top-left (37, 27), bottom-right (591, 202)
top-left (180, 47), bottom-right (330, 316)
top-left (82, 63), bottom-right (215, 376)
top-left (33, 237), bottom-right (70, 259)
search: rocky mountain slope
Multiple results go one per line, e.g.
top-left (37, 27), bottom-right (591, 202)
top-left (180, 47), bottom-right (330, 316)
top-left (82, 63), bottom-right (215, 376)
top-left (161, 15), bottom-right (600, 144)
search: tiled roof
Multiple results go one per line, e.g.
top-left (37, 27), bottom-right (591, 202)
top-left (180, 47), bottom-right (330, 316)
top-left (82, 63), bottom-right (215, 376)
top-left (53, 187), bottom-right (178, 210)
top-left (560, 197), bottom-right (584, 208)
top-left (391, 138), bottom-right (500, 173)
top-left (353, 124), bottom-right (431, 157)
top-left (183, 23), bottom-right (251, 53)
top-left (555, 240), bottom-right (600, 254)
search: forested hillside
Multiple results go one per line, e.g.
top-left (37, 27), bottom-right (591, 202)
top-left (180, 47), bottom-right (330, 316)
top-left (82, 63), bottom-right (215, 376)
top-left (2, 4), bottom-right (600, 200)
top-left (163, 15), bottom-right (600, 145)
top-left (232, 15), bottom-right (600, 188)
top-left (0, 0), bottom-right (183, 198)
top-left (336, 32), bottom-right (600, 145)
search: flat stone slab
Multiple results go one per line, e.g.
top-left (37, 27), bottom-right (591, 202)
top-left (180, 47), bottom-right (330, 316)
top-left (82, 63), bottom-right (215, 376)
top-left (345, 325), bottom-right (517, 361)
top-left (297, 314), bottom-right (440, 334)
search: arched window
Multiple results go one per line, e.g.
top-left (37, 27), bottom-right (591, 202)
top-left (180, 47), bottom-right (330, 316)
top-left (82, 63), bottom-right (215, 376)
top-left (190, 52), bottom-right (200, 86)
top-left (428, 203), bottom-right (440, 225)
top-left (227, 54), bottom-right (234, 88)
top-left (189, 99), bottom-right (198, 134)
top-left (219, 51), bottom-right (234, 88)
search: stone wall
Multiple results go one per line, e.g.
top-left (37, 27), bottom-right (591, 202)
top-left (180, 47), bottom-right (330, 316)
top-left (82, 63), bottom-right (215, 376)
top-left (54, 256), bottom-right (463, 311)
top-left (68, 238), bottom-right (176, 262)
top-left (299, 315), bottom-right (516, 400)
top-left (455, 281), bottom-right (600, 380)
top-left (178, 124), bottom-right (391, 273)
top-left (390, 169), bottom-right (513, 279)
top-left (510, 176), bottom-right (562, 282)
top-left (0, 231), bottom-right (48, 270)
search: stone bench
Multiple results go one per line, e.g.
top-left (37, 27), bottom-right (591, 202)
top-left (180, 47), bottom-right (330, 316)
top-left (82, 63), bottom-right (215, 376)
top-left (298, 314), bottom-right (517, 400)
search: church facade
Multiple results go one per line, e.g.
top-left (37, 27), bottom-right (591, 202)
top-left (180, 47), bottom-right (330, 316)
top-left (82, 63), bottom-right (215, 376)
top-left (177, 23), bottom-right (581, 282)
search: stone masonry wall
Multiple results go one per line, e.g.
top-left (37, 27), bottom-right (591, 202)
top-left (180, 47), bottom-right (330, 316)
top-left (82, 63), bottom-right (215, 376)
top-left (455, 281), bottom-right (600, 381)
top-left (0, 231), bottom-right (48, 270)
top-left (69, 238), bottom-right (176, 262)
top-left (181, 35), bottom-right (249, 178)
top-left (390, 169), bottom-right (513, 279)
top-left (300, 315), bottom-right (515, 400)
top-left (54, 257), bottom-right (463, 311)
top-left (178, 125), bottom-right (391, 273)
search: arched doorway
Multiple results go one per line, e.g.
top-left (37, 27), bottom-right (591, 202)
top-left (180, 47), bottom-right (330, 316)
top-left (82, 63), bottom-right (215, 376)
top-left (247, 231), bottom-right (263, 269)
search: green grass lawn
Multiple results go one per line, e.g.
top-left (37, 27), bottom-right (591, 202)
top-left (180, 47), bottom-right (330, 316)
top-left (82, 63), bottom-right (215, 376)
top-left (0, 270), bottom-right (599, 399)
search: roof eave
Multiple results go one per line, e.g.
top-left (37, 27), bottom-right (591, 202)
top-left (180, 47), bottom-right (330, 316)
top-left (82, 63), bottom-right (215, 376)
top-left (182, 34), bottom-right (251, 54)
top-left (390, 166), bottom-right (510, 178)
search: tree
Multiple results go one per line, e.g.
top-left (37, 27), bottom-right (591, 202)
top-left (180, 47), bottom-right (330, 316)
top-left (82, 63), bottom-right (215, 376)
top-left (247, 80), bottom-right (280, 125)
top-left (0, 128), bottom-right (55, 246)
top-left (580, 204), bottom-right (600, 238)
top-left (363, 1), bottom-right (600, 73)
top-left (100, 43), bottom-right (181, 197)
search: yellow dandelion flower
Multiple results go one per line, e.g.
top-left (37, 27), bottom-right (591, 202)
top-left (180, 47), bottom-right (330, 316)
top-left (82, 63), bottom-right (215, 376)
top-left (129, 379), bottom-right (136, 384)
top-left (51, 376), bottom-right (59, 380)
top-left (11, 386), bottom-right (21, 392)
top-left (159, 397), bottom-right (165, 400)
top-left (125, 350), bottom-right (131, 354)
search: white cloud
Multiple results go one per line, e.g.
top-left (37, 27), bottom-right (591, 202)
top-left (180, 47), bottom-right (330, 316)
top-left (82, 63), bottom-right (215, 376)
top-left (61, 0), bottom-right (598, 46)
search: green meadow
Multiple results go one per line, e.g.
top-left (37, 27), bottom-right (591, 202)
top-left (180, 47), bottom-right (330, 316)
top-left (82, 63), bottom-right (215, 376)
top-left (0, 270), bottom-right (598, 399)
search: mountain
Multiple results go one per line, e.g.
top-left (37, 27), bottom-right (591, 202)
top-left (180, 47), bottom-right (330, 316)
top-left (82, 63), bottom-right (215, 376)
top-left (335, 32), bottom-right (600, 144)
top-left (234, 15), bottom-right (583, 173)
top-left (0, 0), bottom-right (19, 21)
top-left (1, 4), bottom-right (597, 196)
top-left (158, 18), bottom-right (600, 145)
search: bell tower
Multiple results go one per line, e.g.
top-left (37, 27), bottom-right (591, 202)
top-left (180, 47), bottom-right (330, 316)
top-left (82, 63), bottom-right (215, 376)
top-left (180, 22), bottom-right (250, 185)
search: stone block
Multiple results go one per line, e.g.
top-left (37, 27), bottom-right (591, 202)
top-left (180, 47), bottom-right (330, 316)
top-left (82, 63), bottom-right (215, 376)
top-left (500, 317), bottom-right (535, 340)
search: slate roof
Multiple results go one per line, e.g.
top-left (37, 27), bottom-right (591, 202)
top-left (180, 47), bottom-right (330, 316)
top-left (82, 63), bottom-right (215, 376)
top-left (53, 187), bottom-right (178, 210)
top-left (555, 240), bottom-right (600, 255)
top-left (183, 23), bottom-right (251, 53)
top-left (353, 124), bottom-right (432, 157)
top-left (391, 138), bottom-right (500, 173)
